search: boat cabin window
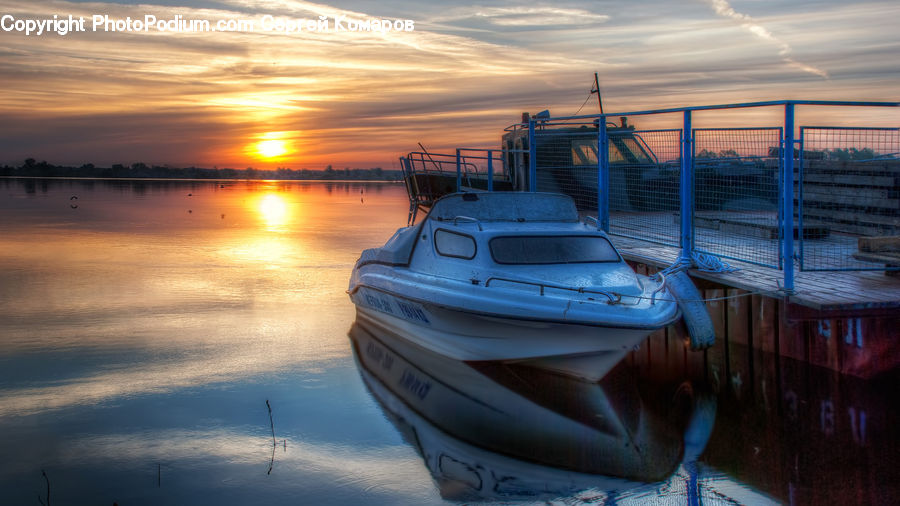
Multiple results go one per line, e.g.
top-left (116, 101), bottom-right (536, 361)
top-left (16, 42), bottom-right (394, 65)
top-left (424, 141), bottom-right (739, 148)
top-left (610, 137), bottom-right (653, 164)
top-left (571, 138), bottom-right (598, 166)
top-left (489, 235), bottom-right (620, 264)
top-left (434, 229), bottom-right (476, 259)
top-left (571, 137), bottom-right (655, 165)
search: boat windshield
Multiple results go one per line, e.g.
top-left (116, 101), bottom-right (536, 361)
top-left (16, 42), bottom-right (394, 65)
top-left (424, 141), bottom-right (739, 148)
top-left (570, 137), bottom-right (654, 166)
top-left (489, 235), bottom-right (620, 264)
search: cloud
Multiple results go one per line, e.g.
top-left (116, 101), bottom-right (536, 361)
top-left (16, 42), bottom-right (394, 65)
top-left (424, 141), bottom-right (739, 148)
top-left (433, 6), bottom-right (610, 28)
top-left (0, 0), bottom-right (591, 168)
top-left (707, 0), bottom-right (829, 79)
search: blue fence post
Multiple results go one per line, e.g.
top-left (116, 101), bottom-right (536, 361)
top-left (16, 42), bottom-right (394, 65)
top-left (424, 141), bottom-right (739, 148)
top-left (680, 110), bottom-right (694, 260)
top-left (528, 119), bottom-right (537, 192)
top-left (597, 117), bottom-right (609, 232)
top-left (455, 148), bottom-right (462, 192)
top-left (782, 103), bottom-right (795, 292)
top-left (487, 150), bottom-right (494, 192)
top-left (797, 127), bottom-right (804, 272)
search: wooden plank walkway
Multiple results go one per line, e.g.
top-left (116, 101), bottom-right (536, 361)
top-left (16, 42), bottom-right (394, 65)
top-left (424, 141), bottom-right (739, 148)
top-left (608, 216), bottom-right (900, 312)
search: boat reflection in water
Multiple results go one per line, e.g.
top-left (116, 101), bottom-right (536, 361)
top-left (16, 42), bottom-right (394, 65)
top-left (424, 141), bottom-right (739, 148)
top-left (348, 318), bottom-right (719, 501)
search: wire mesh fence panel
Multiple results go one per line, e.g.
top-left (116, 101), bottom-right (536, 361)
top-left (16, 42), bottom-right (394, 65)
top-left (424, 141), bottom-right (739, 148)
top-left (607, 129), bottom-right (682, 247)
top-left (533, 123), bottom-right (601, 211)
top-left (496, 106), bottom-right (897, 280)
top-left (798, 127), bottom-right (900, 271)
top-left (529, 123), bottom-right (683, 247)
top-left (692, 128), bottom-right (783, 268)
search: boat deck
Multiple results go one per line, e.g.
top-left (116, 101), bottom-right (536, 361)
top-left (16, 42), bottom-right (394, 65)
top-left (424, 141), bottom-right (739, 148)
top-left (608, 213), bottom-right (900, 312)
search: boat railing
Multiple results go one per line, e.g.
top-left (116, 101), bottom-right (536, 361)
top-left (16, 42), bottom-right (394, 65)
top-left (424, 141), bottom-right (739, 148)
top-left (405, 151), bottom-right (477, 176)
top-left (405, 149), bottom-right (510, 190)
top-left (401, 148), bottom-right (511, 224)
top-left (631, 132), bottom-right (660, 165)
top-left (649, 272), bottom-right (667, 305)
top-left (401, 152), bottom-right (478, 224)
top-left (483, 276), bottom-right (622, 304)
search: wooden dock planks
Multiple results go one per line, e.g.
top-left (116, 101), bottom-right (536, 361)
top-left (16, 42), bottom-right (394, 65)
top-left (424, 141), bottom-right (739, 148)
top-left (614, 235), bottom-right (900, 311)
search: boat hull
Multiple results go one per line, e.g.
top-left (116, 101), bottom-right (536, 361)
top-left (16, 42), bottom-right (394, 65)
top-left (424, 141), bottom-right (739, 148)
top-left (351, 282), bottom-right (672, 381)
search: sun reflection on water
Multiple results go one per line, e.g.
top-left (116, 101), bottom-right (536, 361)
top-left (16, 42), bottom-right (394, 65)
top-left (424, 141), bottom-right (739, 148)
top-left (0, 180), bottom-right (410, 418)
top-left (226, 237), bottom-right (299, 269)
top-left (257, 193), bottom-right (290, 232)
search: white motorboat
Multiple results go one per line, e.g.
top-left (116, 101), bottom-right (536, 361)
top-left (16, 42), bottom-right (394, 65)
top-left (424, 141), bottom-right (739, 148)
top-left (348, 192), bottom-right (681, 381)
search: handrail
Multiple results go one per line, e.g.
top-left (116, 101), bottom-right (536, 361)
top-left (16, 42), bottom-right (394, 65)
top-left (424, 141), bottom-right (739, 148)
top-left (649, 272), bottom-right (667, 306)
top-left (631, 132), bottom-right (660, 164)
top-left (452, 215), bottom-right (483, 231)
top-left (408, 158), bottom-right (478, 175)
top-left (535, 99), bottom-right (900, 123)
top-left (483, 276), bottom-right (621, 304)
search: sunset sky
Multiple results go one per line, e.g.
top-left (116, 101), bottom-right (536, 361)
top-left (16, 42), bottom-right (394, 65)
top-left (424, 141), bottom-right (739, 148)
top-left (0, 0), bottom-right (897, 170)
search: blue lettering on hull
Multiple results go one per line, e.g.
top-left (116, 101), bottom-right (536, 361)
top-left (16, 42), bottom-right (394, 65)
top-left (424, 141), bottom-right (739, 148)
top-left (359, 289), bottom-right (431, 326)
top-left (396, 301), bottom-right (431, 324)
top-left (364, 293), bottom-right (394, 314)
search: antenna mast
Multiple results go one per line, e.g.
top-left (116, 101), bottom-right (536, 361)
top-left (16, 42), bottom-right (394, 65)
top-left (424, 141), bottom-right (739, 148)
top-left (592, 72), bottom-right (603, 114)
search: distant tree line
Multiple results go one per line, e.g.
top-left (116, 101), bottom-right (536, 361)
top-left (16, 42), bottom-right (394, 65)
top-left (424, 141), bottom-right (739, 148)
top-left (822, 148), bottom-right (878, 161)
top-left (0, 159), bottom-right (403, 181)
top-left (695, 149), bottom-right (742, 159)
top-left (701, 147), bottom-right (888, 161)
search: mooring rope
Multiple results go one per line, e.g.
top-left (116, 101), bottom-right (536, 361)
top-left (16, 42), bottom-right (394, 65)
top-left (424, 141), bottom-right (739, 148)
top-left (620, 288), bottom-right (773, 305)
top-left (690, 251), bottom-right (739, 273)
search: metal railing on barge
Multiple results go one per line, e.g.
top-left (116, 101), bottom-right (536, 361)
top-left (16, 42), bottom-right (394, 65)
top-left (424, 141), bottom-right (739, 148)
top-left (401, 149), bottom-right (512, 224)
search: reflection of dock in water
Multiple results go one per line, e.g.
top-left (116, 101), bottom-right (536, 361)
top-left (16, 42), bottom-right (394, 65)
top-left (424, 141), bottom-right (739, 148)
top-left (628, 318), bottom-right (900, 505)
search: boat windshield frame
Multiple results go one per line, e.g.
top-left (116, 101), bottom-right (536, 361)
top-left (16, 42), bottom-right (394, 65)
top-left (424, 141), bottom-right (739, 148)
top-left (434, 228), bottom-right (478, 260)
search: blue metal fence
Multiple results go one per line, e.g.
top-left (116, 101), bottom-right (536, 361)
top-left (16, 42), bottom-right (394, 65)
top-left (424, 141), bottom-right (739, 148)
top-left (403, 100), bottom-right (899, 291)
top-left (798, 126), bottom-right (900, 272)
top-left (542, 100), bottom-right (898, 291)
top-left (691, 127), bottom-right (783, 268)
top-left (606, 128), bottom-right (682, 248)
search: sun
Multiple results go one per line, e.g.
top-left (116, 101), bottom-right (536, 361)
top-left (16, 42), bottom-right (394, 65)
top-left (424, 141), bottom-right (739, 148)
top-left (256, 139), bottom-right (288, 159)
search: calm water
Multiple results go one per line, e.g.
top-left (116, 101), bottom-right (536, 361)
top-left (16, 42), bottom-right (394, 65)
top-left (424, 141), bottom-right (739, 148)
top-left (0, 178), bottom-right (896, 505)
